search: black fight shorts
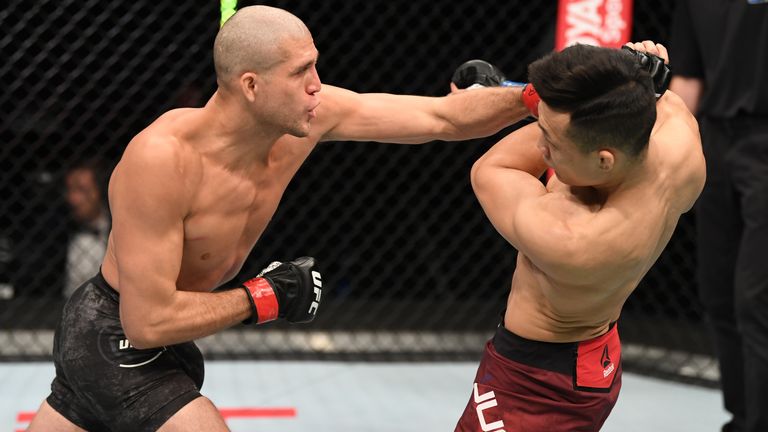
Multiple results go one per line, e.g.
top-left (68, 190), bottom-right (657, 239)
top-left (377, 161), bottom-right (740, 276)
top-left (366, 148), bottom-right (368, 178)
top-left (46, 272), bottom-right (204, 431)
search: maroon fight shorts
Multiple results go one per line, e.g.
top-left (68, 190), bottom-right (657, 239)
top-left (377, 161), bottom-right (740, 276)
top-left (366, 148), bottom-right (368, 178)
top-left (455, 323), bottom-right (621, 432)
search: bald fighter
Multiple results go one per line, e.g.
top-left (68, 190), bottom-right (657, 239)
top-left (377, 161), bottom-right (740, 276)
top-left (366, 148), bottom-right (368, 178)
top-left (28, 5), bottom-right (533, 432)
top-left (454, 41), bottom-right (705, 431)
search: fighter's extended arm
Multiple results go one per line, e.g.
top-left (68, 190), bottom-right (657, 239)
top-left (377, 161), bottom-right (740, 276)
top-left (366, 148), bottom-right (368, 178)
top-left (318, 84), bottom-right (530, 144)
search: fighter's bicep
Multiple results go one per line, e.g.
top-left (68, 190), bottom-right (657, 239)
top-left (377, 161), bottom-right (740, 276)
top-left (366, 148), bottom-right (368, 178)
top-left (111, 182), bottom-right (183, 294)
top-left (472, 166), bottom-right (548, 249)
top-left (655, 97), bottom-right (706, 213)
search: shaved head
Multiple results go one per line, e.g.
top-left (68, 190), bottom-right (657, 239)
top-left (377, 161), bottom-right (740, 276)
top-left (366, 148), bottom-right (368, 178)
top-left (214, 6), bottom-right (310, 86)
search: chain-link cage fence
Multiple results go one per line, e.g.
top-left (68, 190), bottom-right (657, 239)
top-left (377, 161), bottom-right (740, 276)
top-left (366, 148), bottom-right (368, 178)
top-left (1, 0), bottom-right (717, 386)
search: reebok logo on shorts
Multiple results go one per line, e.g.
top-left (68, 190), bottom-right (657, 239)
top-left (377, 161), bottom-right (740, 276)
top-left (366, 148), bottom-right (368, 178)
top-left (601, 345), bottom-right (615, 378)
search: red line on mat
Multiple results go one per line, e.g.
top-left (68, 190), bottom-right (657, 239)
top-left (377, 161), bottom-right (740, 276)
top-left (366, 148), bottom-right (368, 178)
top-left (220, 407), bottom-right (297, 418)
top-left (17, 412), bottom-right (34, 422)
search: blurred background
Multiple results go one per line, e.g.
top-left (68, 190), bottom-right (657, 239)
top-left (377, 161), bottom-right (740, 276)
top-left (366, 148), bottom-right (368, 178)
top-left (1, 0), bottom-right (714, 414)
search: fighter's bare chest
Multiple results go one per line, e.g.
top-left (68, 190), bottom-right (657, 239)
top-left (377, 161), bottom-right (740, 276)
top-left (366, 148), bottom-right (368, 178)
top-left (180, 169), bottom-right (289, 275)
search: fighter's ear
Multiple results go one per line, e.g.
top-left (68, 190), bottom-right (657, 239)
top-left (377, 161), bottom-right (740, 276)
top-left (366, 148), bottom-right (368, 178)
top-left (597, 149), bottom-right (615, 171)
top-left (239, 72), bottom-right (259, 102)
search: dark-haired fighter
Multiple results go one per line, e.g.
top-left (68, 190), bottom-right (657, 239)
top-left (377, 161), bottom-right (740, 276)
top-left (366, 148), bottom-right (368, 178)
top-left (455, 41), bottom-right (705, 431)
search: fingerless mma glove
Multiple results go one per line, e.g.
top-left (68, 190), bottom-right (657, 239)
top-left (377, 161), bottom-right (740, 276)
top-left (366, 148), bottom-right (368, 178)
top-left (620, 46), bottom-right (671, 100)
top-left (241, 256), bottom-right (323, 324)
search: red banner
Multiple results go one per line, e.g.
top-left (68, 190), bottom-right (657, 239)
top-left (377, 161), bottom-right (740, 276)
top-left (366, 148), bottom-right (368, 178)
top-left (555, 0), bottom-right (633, 50)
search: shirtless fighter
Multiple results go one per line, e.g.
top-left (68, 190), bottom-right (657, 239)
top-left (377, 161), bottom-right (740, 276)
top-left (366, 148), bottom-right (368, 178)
top-left (454, 41), bottom-right (705, 431)
top-left (28, 6), bottom-right (534, 432)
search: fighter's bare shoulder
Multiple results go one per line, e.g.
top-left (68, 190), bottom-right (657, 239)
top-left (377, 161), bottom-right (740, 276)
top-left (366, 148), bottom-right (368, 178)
top-left (112, 110), bottom-right (204, 207)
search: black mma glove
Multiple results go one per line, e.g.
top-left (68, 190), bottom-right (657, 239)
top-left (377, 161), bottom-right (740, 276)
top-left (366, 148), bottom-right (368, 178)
top-left (451, 59), bottom-right (513, 89)
top-left (241, 256), bottom-right (323, 324)
top-left (451, 59), bottom-right (540, 118)
top-left (620, 46), bottom-right (671, 100)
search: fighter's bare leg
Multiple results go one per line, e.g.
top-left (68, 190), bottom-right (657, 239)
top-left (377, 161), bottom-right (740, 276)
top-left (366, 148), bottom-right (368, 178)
top-left (158, 396), bottom-right (230, 432)
top-left (27, 401), bottom-right (86, 432)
